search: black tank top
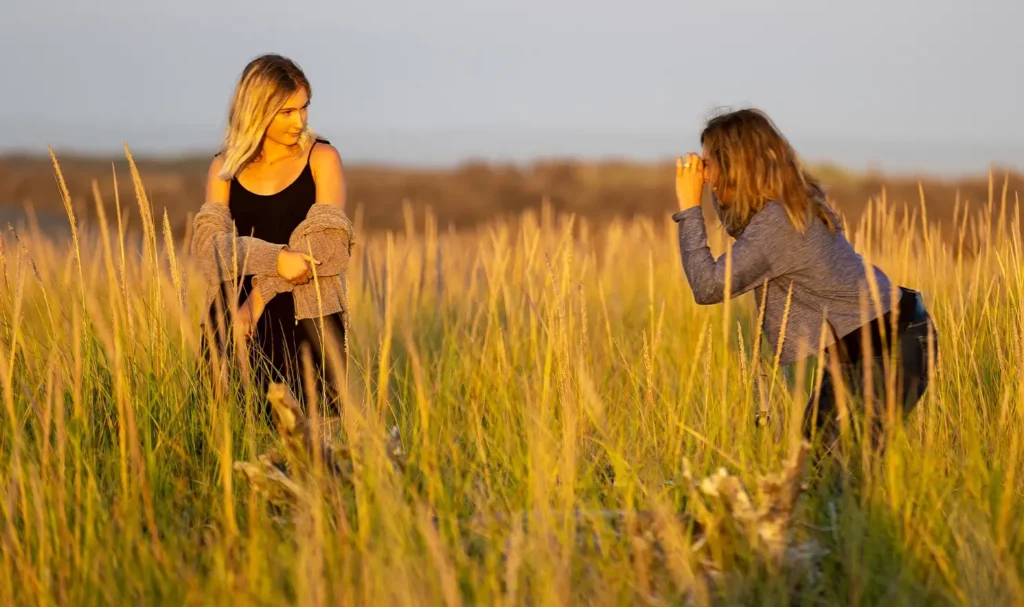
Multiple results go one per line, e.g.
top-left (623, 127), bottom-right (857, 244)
top-left (228, 138), bottom-right (329, 244)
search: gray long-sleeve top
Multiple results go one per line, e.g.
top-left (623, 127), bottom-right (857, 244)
top-left (672, 201), bottom-right (895, 365)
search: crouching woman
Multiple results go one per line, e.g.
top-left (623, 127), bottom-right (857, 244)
top-left (672, 108), bottom-right (938, 451)
top-left (190, 54), bottom-right (355, 414)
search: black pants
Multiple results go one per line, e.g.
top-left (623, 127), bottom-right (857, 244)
top-left (201, 282), bottom-right (348, 422)
top-left (803, 288), bottom-right (938, 452)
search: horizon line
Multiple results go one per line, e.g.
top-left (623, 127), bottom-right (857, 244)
top-left (3, 124), bottom-right (1022, 178)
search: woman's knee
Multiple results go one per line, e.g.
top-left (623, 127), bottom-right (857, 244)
top-left (896, 318), bottom-right (937, 415)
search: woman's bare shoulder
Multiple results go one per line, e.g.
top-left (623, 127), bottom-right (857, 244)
top-left (309, 141), bottom-right (345, 207)
top-left (206, 155), bottom-right (230, 203)
top-left (310, 141), bottom-right (343, 170)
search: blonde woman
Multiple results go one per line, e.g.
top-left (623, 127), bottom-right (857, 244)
top-left (191, 53), bottom-right (354, 414)
top-left (673, 108), bottom-right (937, 454)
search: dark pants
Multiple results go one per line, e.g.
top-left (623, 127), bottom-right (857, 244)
top-left (201, 282), bottom-right (348, 423)
top-left (803, 288), bottom-right (938, 453)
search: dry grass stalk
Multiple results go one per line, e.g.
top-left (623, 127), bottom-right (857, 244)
top-left (233, 381), bottom-right (406, 511)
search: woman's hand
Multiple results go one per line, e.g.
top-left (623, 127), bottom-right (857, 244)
top-left (676, 153), bottom-right (705, 211)
top-left (277, 248), bottom-right (320, 285)
top-left (234, 290), bottom-right (266, 341)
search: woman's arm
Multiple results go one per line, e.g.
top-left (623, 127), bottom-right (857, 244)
top-left (205, 155), bottom-right (231, 205)
top-left (673, 206), bottom-right (774, 305)
top-left (191, 158), bottom-right (285, 284)
top-left (249, 145), bottom-right (353, 301)
top-left (289, 143), bottom-right (353, 276)
top-left (310, 142), bottom-right (346, 208)
top-left (251, 214), bottom-right (354, 302)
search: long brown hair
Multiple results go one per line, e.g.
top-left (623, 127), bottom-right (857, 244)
top-left (700, 108), bottom-right (837, 236)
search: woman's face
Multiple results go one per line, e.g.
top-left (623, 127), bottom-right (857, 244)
top-left (265, 87), bottom-right (309, 147)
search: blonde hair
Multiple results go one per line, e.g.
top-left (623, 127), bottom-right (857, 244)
top-left (217, 54), bottom-right (316, 180)
top-left (701, 108), bottom-right (838, 236)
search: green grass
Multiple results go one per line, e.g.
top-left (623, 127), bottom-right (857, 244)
top-left (0, 150), bottom-right (1021, 606)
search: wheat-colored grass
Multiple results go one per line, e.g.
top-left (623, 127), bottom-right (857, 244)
top-left (0, 151), bottom-right (1021, 605)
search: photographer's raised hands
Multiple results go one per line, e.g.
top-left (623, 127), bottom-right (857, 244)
top-left (675, 153), bottom-right (705, 211)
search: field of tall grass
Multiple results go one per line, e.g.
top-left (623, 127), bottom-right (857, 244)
top-left (0, 149), bottom-right (1021, 605)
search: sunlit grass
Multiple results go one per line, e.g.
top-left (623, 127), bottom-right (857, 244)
top-left (0, 149), bottom-right (1021, 605)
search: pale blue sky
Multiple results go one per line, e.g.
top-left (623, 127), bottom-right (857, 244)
top-left (2, 0), bottom-right (1022, 174)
